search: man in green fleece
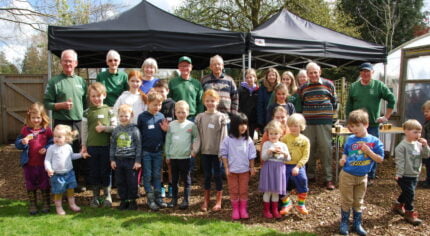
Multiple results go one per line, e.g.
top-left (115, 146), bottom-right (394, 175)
top-left (168, 56), bottom-right (204, 121)
top-left (44, 49), bottom-right (87, 190)
top-left (345, 62), bottom-right (396, 180)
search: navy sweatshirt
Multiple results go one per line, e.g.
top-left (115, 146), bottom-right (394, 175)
top-left (137, 111), bottom-right (166, 152)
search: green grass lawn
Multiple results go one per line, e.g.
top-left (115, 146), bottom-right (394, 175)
top-left (0, 199), bottom-right (313, 236)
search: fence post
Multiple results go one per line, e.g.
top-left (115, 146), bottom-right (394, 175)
top-left (0, 75), bottom-right (5, 144)
top-left (341, 77), bottom-right (346, 120)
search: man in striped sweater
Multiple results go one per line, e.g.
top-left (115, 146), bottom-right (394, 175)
top-left (298, 62), bottom-right (338, 190)
top-left (201, 55), bottom-right (239, 116)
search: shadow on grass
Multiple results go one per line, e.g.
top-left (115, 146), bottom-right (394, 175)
top-left (0, 198), bottom-right (27, 217)
top-left (0, 198), bottom-right (312, 235)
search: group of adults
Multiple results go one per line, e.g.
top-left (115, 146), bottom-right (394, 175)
top-left (43, 49), bottom-right (395, 191)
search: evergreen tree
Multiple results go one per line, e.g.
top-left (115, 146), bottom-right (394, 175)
top-left (0, 52), bottom-right (19, 74)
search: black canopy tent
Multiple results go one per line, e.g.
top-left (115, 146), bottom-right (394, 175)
top-left (48, 2), bottom-right (387, 72)
top-left (47, 1), bottom-right (246, 69)
top-left (248, 9), bottom-right (387, 70)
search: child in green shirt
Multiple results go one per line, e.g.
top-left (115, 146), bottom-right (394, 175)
top-left (81, 82), bottom-right (116, 208)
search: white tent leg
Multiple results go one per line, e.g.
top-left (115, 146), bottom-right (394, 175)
top-left (242, 54), bottom-right (246, 81)
top-left (248, 50), bottom-right (252, 69)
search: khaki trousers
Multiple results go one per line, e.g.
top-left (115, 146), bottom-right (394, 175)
top-left (303, 124), bottom-right (333, 181)
top-left (339, 170), bottom-right (367, 212)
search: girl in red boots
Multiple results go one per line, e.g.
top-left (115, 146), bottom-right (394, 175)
top-left (258, 120), bottom-right (290, 219)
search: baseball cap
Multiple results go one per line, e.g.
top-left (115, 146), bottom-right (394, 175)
top-left (359, 62), bottom-right (373, 71)
top-left (178, 56), bottom-right (192, 64)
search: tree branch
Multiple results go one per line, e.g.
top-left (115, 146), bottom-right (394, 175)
top-left (0, 16), bottom-right (46, 32)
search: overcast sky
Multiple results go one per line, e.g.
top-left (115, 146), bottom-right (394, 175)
top-left (0, 0), bottom-right (429, 68)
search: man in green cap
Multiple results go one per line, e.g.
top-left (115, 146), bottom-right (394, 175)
top-left (168, 56), bottom-right (204, 121)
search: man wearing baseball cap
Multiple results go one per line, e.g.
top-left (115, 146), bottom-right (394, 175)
top-left (168, 56), bottom-right (204, 120)
top-left (345, 62), bottom-right (396, 180)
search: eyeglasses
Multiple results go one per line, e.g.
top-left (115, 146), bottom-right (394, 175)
top-left (108, 59), bottom-right (119, 62)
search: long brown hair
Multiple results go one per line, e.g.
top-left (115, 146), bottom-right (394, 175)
top-left (262, 68), bottom-right (280, 92)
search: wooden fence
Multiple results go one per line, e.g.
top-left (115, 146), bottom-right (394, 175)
top-left (334, 77), bottom-right (349, 121)
top-left (0, 74), bottom-right (48, 144)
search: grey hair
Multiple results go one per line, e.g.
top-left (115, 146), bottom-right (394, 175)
top-left (141, 57), bottom-right (158, 72)
top-left (210, 55), bottom-right (224, 65)
top-left (296, 69), bottom-right (307, 78)
top-left (306, 62), bottom-right (321, 71)
top-left (61, 49), bottom-right (78, 61)
top-left (106, 50), bottom-right (121, 61)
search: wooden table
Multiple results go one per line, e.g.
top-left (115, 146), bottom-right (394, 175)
top-left (332, 126), bottom-right (403, 183)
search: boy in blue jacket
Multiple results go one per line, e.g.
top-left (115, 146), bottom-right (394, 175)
top-left (137, 92), bottom-right (169, 211)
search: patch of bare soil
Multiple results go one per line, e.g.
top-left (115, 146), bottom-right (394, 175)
top-left (1, 145), bottom-right (429, 235)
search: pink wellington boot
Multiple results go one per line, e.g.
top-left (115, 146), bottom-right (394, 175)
top-left (231, 200), bottom-right (240, 220)
top-left (54, 200), bottom-right (66, 215)
top-left (68, 197), bottom-right (81, 212)
top-left (239, 199), bottom-right (249, 219)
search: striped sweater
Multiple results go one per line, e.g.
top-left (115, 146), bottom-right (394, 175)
top-left (201, 73), bottom-right (239, 114)
top-left (298, 78), bottom-right (337, 125)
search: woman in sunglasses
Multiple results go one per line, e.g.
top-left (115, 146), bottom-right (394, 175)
top-left (96, 50), bottom-right (129, 107)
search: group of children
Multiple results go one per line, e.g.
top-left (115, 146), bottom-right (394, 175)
top-left (14, 71), bottom-right (430, 234)
top-left (337, 108), bottom-right (430, 235)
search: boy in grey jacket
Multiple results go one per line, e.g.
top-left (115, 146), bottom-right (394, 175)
top-left (110, 104), bottom-right (142, 210)
top-left (394, 119), bottom-right (430, 225)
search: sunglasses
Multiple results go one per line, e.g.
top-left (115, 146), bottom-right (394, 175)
top-left (108, 59), bottom-right (119, 62)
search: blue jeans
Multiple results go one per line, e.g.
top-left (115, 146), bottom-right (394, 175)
top-left (285, 164), bottom-right (308, 193)
top-left (367, 126), bottom-right (380, 179)
top-left (142, 151), bottom-right (163, 193)
top-left (50, 170), bottom-right (77, 194)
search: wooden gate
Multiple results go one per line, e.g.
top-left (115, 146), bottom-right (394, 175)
top-left (0, 74), bottom-right (47, 144)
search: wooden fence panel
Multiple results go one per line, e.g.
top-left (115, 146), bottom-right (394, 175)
top-left (0, 74), bottom-right (47, 144)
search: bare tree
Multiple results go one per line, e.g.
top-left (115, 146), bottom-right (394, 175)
top-left (0, 0), bottom-right (55, 32)
top-left (339, 0), bottom-right (425, 51)
top-left (356, 0), bottom-right (400, 51)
